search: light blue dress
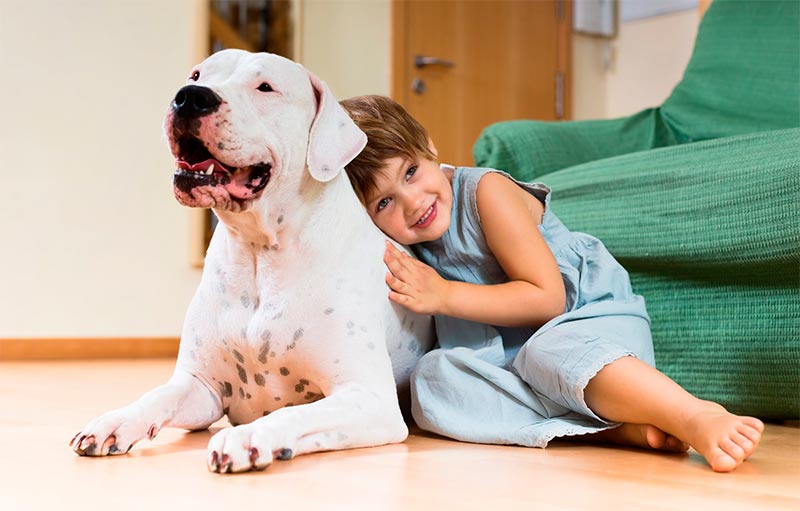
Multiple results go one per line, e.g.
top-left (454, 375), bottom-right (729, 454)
top-left (409, 165), bottom-right (654, 447)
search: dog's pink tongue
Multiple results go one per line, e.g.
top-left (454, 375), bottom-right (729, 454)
top-left (224, 169), bottom-right (257, 199)
top-left (177, 158), bottom-right (228, 173)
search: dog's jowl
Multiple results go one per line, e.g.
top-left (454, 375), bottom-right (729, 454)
top-left (70, 50), bottom-right (434, 474)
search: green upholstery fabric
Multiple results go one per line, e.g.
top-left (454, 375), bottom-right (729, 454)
top-left (472, 109), bottom-right (677, 182)
top-left (662, 0), bottom-right (800, 142)
top-left (541, 130), bottom-right (800, 418)
top-left (473, 0), bottom-right (800, 418)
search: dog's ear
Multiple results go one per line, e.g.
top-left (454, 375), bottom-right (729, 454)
top-left (305, 71), bottom-right (367, 183)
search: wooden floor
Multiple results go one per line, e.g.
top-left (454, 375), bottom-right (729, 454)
top-left (1, 360), bottom-right (797, 511)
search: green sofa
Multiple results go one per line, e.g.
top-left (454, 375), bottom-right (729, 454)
top-left (473, 0), bottom-right (799, 419)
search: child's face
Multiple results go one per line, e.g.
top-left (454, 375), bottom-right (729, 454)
top-left (363, 155), bottom-right (453, 245)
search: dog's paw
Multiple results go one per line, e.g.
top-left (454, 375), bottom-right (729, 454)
top-left (207, 424), bottom-right (292, 474)
top-left (70, 407), bottom-right (157, 457)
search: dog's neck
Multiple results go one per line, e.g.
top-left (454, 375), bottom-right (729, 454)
top-left (213, 171), bottom-right (373, 259)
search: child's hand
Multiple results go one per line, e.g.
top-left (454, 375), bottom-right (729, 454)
top-left (383, 241), bottom-right (450, 315)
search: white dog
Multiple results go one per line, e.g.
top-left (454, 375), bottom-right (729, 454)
top-left (71, 49), bottom-right (434, 473)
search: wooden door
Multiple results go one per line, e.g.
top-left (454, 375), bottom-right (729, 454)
top-left (392, 0), bottom-right (571, 165)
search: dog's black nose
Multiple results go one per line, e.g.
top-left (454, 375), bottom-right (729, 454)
top-left (172, 85), bottom-right (222, 119)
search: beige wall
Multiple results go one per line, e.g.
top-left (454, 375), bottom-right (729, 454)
top-left (573, 8), bottom-right (699, 120)
top-left (296, 0), bottom-right (392, 98)
top-left (0, 0), bottom-right (207, 337)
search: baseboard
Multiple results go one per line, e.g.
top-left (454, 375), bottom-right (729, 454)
top-left (0, 338), bottom-right (180, 361)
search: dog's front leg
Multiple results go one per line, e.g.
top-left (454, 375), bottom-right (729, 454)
top-left (207, 382), bottom-right (406, 473)
top-left (71, 370), bottom-right (222, 456)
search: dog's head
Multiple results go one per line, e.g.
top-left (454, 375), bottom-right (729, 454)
top-left (165, 49), bottom-right (366, 213)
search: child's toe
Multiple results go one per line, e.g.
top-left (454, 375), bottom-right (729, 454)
top-left (743, 416), bottom-right (765, 432)
top-left (720, 437), bottom-right (746, 461)
top-left (708, 447), bottom-right (737, 473)
top-left (731, 431), bottom-right (754, 453)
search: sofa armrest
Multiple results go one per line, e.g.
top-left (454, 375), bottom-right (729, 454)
top-left (541, 128), bottom-right (800, 267)
top-left (473, 108), bottom-right (677, 181)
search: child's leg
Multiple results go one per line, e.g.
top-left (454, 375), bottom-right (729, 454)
top-left (583, 356), bottom-right (764, 472)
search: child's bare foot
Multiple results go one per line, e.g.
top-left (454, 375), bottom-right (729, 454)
top-left (588, 423), bottom-right (689, 452)
top-left (682, 401), bottom-right (764, 472)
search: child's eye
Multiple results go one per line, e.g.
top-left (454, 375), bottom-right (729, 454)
top-left (376, 197), bottom-right (391, 212)
top-left (405, 166), bottom-right (418, 180)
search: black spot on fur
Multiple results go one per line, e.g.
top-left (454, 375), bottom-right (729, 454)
top-left (223, 381), bottom-right (233, 397)
top-left (258, 339), bottom-right (271, 364)
top-left (236, 364), bottom-right (248, 383)
top-left (280, 367), bottom-right (290, 376)
top-left (254, 373), bottom-right (266, 386)
top-left (233, 350), bottom-right (245, 363)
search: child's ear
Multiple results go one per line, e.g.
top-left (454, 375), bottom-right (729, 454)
top-left (304, 68), bottom-right (368, 182)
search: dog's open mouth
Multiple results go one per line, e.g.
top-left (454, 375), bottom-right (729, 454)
top-left (173, 136), bottom-right (272, 203)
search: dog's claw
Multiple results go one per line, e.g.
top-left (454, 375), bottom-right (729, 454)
top-left (219, 454), bottom-right (232, 473)
top-left (208, 451), bottom-right (220, 472)
top-left (101, 435), bottom-right (117, 456)
top-left (79, 435), bottom-right (96, 454)
top-left (277, 448), bottom-right (293, 460)
top-left (147, 424), bottom-right (159, 440)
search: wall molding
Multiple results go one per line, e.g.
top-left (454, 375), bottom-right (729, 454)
top-left (0, 338), bottom-right (180, 361)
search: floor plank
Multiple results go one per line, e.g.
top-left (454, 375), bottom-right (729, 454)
top-left (0, 359), bottom-right (797, 510)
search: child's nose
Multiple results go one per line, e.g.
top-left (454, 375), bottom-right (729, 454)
top-left (400, 190), bottom-right (425, 218)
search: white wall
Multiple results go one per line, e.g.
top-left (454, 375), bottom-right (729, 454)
top-left (0, 0), bottom-right (207, 337)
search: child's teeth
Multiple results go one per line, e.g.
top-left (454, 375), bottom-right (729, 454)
top-left (417, 206), bottom-right (433, 225)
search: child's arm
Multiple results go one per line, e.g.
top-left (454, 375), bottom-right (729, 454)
top-left (384, 173), bottom-right (566, 328)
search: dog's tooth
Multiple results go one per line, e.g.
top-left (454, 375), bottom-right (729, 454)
top-left (207, 163), bottom-right (215, 175)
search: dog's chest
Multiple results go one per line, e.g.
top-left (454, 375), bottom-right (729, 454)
top-left (198, 281), bottom-right (328, 425)
top-left (204, 328), bottom-right (325, 425)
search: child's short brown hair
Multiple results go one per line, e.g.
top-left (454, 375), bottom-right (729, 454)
top-left (340, 95), bottom-right (435, 204)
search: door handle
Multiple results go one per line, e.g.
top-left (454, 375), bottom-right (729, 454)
top-left (414, 55), bottom-right (455, 69)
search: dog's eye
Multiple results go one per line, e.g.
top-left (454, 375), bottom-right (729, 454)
top-left (257, 82), bottom-right (273, 92)
top-left (190, 70), bottom-right (200, 81)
